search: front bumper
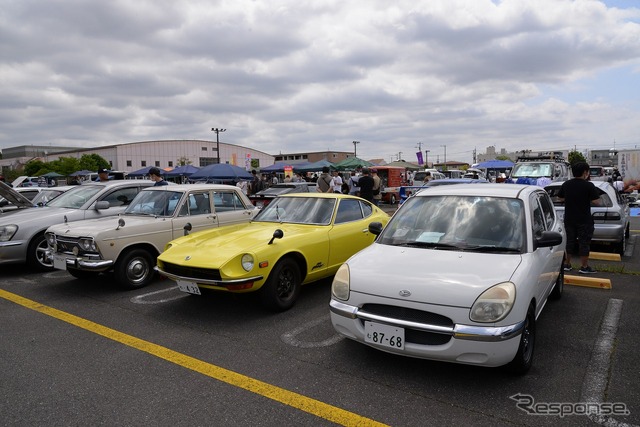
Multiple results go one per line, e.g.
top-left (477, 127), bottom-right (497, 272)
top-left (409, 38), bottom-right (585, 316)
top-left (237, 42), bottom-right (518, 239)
top-left (47, 250), bottom-right (114, 272)
top-left (155, 266), bottom-right (264, 289)
top-left (330, 299), bottom-right (523, 367)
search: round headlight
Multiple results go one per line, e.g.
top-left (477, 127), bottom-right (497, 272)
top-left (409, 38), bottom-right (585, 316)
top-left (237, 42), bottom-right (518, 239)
top-left (470, 282), bottom-right (515, 323)
top-left (78, 237), bottom-right (97, 252)
top-left (331, 263), bottom-right (350, 301)
top-left (241, 254), bottom-right (254, 272)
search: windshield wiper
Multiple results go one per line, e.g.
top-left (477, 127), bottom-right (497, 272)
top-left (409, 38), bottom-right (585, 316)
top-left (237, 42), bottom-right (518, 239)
top-left (395, 241), bottom-right (460, 250)
top-left (464, 245), bottom-right (521, 253)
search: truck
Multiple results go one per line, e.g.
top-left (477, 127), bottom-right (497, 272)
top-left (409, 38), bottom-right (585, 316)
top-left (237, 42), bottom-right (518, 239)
top-left (374, 166), bottom-right (407, 204)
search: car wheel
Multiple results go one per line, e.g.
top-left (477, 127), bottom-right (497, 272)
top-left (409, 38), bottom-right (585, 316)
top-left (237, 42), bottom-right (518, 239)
top-left (26, 233), bottom-right (53, 271)
top-left (67, 268), bottom-right (100, 280)
top-left (390, 195), bottom-right (396, 205)
top-left (114, 249), bottom-right (156, 289)
top-left (259, 257), bottom-right (301, 312)
top-left (550, 263), bottom-right (563, 300)
top-left (616, 233), bottom-right (626, 256)
top-left (506, 304), bottom-right (536, 375)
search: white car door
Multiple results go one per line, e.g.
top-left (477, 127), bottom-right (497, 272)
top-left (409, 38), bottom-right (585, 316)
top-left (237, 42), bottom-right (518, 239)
top-left (171, 191), bottom-right (220, 238)
top-left (212, 190), bottom-right (255, 226)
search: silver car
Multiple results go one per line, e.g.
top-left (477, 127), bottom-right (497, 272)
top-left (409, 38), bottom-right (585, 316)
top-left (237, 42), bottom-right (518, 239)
top-left (545, 180), bottom-right (630, 255)
top-left (45, 184), bottom-right (257, 289)
top-left (0, 180), bottom-right (154, 270)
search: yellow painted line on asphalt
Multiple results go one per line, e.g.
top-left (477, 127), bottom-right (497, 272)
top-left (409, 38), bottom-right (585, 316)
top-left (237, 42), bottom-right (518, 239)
top-left (0, 289), bottom-right (387, 427)
top-left (564, 275), bottom-right (612, 289)
top-left (589, 252), bottom-right (621, 262)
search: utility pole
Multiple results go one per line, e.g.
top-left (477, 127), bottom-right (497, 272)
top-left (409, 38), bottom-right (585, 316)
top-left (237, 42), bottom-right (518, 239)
top-left (441, 145), bottom-right (447, 170)
top-left (353, 140), bottom-right (360, 157)
top-left (211, 127), bottom-right (226, 164)
top-left (425, 150), bottom-right (430, 167)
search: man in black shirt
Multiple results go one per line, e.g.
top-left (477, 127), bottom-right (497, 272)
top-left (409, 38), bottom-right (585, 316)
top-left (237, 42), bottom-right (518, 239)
top-left (558, 162), bottom-right (600, 274)
top-left (358, 168), bottom-right (375, 203)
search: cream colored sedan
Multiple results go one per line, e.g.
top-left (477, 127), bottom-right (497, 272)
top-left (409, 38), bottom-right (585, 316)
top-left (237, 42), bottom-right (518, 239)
top-left (45, 184), bottom-right (257, 289)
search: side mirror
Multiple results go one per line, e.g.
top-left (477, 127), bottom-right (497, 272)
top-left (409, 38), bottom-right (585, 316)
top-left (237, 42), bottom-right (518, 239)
top-left (268, 229), bottom-right (284, 245)
top-left (183, 223), bottom-right (192, 236)
top-left (368, 222), bottom-right (383, 236)
top-left (95, 201), bottom-right (110, 210)
top-left (534, 231), bottom-right (563, 250)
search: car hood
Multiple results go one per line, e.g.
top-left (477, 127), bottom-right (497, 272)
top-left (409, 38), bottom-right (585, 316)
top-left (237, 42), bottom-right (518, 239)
top-left (162, 221), bottom-right (323, 265)
top-left (346, 243), bottom-right (522, 307)
top-left (0, 181), bottom-right (34, 208)
top-left (46, 214), bottom-right (163, 237)
top-left (0, 205), bottom-right (91, 226)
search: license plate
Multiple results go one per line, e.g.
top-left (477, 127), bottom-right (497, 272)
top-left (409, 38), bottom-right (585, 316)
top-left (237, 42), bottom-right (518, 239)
top-left (53, 254), bottom-right (68, 270)
top-left (177, 280), bottom-right (201, 295)
top-left (364, 321), bottom-right (405, 350)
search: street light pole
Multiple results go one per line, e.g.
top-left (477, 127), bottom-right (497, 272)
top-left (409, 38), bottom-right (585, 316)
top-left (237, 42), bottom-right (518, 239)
top-left (441, 145), bottom-right (447, 169)
top-left (425, 150), bottom-right (430, 167)
top-left (211, 128), bottom-right (226, 164)
top-left (353, 140), bottom-right (360, 157)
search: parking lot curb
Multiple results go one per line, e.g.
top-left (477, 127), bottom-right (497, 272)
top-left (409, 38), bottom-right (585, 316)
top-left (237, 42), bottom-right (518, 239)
top-left (589, 252), bottom-right (621, 262)
top-left (564, 275), bottom-right (612, 289)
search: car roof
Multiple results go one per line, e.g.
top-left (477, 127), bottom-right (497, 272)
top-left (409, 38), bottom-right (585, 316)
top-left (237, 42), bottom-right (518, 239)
top-left (545, 180), bottom-right (612, 190)
top-left (140, 183), bottom-right (240, 191)
top-left (423, 178), bottom-right (489, 186)
top-left (414, 183), bottom-right (542, 199)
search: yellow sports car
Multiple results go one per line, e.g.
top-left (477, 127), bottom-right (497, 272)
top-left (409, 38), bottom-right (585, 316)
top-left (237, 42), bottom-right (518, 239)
top-left (156, 193), bottom-right (390, 311)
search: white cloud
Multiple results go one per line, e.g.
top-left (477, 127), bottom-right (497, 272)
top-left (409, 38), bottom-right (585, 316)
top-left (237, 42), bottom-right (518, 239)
top-left (1, 0), bottom-right (639, 163)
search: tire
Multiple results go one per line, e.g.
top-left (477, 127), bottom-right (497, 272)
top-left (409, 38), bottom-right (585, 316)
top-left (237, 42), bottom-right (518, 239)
top-left (67, 268), bottom-right (100, 280)
top-left (259, 257), bottom-right (301, 312)
top-left (616, 233), bottom-right (626, 256)
top-left (390, 194), bottom-right (397, 205)
top-left (550, 264), bottom-right (563, 300)
top-left (506, 304), bottom-right (536, 375)
top-left (114, 249), bottom-right (156, 290)
top-left (26, 233), bottom-right (53, 271)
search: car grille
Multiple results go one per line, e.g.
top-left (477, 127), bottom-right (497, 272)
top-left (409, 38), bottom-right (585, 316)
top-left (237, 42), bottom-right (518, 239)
top-left (160, 261), bottom-right (222, 281)
top-left (53, 235), bottom-right (80, 254)
top-left (360, 304), bottom-right (453, 346)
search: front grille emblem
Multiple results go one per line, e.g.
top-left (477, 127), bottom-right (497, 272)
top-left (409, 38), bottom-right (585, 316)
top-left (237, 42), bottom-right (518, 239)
top-left (399, 290), bottom-right (411, 297)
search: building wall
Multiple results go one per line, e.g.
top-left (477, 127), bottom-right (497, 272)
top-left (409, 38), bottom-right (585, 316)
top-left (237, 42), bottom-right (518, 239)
top-left (274, 151), bottom-right (353, 164)
top-left (1, 140), bottom-right (274, 173)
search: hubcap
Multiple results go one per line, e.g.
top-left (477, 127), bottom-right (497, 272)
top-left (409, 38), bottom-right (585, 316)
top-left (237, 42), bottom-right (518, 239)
top-left (127, 258), bottom-right (148, 284)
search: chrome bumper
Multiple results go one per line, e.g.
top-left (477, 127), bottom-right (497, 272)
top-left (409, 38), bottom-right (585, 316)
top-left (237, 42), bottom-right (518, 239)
top-left (155, 266), bottom-right (263, 286)
top-left (329, 299), bottom-right (524, 342)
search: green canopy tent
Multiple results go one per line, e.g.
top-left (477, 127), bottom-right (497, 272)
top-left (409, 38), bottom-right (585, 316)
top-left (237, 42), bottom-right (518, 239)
top-left (293, 160), bottom-right (336, 174)
top-left (333, 157), bottom-right (373, 171)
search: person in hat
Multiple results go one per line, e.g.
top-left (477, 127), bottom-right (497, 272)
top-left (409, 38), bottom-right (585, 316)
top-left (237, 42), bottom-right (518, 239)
top-left (358, 168), bottom-right (374, 202)
top-left (149, 167), bottom-right (169, 186)
top-left (96, 168), bottom-right (110, 182)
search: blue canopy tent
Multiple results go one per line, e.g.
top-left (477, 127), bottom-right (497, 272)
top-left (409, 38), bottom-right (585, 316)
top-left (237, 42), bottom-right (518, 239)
top-left (475, 160), bottom-right (514, 169)
top-left (189, 163), bottom-right (253, 181)
top-left (260, 162), bottom-right (294, 173)
top-left (165, 165), bottom-right (200, 177)
top-left (127, 166), bottom-right (154, 177)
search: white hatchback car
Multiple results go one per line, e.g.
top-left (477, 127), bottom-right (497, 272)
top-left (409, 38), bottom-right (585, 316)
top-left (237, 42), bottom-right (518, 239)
top-left (45, 184), bottom-right (257, 289)
top-left (330, 184), bottom-right (565, 374)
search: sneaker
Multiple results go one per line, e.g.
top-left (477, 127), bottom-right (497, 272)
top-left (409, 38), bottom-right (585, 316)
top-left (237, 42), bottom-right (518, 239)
top-left (563, 264), bottom-right (572, 272)
top-left (579, 266), bottom-right (597, 274)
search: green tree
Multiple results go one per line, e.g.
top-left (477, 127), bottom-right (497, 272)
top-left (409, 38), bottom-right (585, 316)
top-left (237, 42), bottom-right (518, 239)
top-left (24, 160), bottom-right (46, 176)
top-left (49, 157), bottom-right (81, 176)
top-left (568, 150), bottom-right (586, 165)
top-left (176, 156), bottom-right (192, 166)
top-left (496, 155), bottom-right (512, 161)
top-left (78, 154), bottom-right (110, 172)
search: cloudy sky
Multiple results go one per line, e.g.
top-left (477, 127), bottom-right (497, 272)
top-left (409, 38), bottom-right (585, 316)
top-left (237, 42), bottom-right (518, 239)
top-left (1, 0), bottom-right (639, 165)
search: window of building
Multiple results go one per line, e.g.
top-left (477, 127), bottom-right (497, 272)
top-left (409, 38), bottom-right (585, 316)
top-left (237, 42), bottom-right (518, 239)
top-left (202, 147), bottom-right (208, 151)
top-left (141, 161), bottom-right (147, 167)
top-left (200, 157), bottom-right (218, 166)
top-left (155, 161), bottom-right (160, 167)
top-left (168, 161), bottom-right (173, 167)
top-left (126, 160), bottom-right (132, 167)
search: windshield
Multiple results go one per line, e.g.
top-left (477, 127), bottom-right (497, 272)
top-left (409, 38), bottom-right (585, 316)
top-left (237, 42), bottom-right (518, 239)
top-left (31, 189), bottom-right (65, 206)
top-left (511, 163), bottom-right (553, 178)
top-left (254, 196), bottom-right (335, 225)
top-left (124, 190), bottom-right (183, 217)
top-left (46, 185), bottom-right (104, 209)
top-left (379, 195), bottom-right (525, 252)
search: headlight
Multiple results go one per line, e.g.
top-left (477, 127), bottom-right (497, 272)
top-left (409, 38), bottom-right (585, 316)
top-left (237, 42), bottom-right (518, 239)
top-left (331, 263), bottom-right (350, 301)
top-left (45, 232), bottom-right (56, 247)
top-left (0, 225), bottom-right (18, 242)
top-left (470, 282), bottom-right (515, 323)
top-left (78, 237), bottom-right (97, 252)
top-left (241, 254), bottom-right (254, 272)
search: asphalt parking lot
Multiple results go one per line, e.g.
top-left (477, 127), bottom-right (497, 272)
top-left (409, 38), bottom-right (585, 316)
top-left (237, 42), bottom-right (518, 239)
top-left (0, 213), bottom-right (638, 426)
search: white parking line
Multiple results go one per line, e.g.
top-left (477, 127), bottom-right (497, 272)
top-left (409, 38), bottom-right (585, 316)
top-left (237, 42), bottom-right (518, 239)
top-left (281, 316), bottom-right (344, 348)
top-left (130, 286), bottom-right (189, 304)
top-left (580, 299), bottom-right (636, 427)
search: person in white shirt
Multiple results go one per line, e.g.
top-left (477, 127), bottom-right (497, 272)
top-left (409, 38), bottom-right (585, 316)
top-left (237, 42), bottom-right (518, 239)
top-left (331, 171), bottom-right (343, 193)
top-left (613, 176), bottom-right (624, 193)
